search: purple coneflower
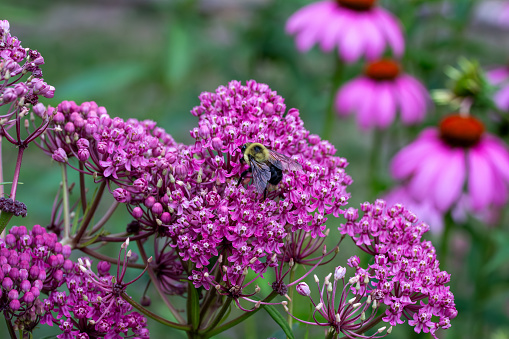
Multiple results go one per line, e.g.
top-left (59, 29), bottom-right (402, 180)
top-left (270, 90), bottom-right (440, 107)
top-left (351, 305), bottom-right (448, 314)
top-left (486, 64), bottom-right (509, 111)
top-left (335, 59), bottom-right (429, 129)
top-left (391, 114), bottom-right (509, 212)
top-left (286, 0), bottom-right (404, 63)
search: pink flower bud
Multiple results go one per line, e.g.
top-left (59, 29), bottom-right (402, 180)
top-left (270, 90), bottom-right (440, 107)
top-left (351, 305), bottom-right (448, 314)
top-left (9, 299), bottom-right (20, 311)
top-left (8, 289), bottom-right (19, 300)
top-left (144, 196), bottom-right (155, 208)
top-left (23, 291), bottom-right (35, 303)
top-left (29, 266), bottom-right (40, 279)
top-left (334, 266), bottom-right (346, 280)
top-left (2, 277), bottom-right (13, 290)
top-left (33, 103), bottom-right (46, 117)
top-left (151, 202), bottom-right (163, 216)
top-left (132, 207), bottom-right (143, 219)
top-left (2, 88), bottom-right (17, 103)
top-left (52, 148), bottom-right (68, 163)
top-left (296, 282), bottom-right (311, 297)
top-left (161, 212), bottom-right (171, 223)
top-left (97, 261), bottom-right (111, 276)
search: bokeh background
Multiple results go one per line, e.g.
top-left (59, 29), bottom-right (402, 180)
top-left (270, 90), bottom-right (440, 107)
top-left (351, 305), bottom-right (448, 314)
top-left (1, 0), bottom-right (509, 338)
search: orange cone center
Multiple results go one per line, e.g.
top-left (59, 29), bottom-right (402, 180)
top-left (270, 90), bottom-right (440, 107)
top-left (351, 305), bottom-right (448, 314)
top-left (439, 115), bottom-right (484, 148)
top-left (336, 0), bottom-right (376, 10)
top-left (365, 59), bottom-right (400, 80)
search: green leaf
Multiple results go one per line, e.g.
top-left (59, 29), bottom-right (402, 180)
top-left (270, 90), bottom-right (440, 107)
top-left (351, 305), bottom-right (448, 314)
top-left (188, 281), bottom-right (201, 330)
top-left (54, 62), bottom-right (148, 100)
top-left (263, 304), bottom-right (294, 339)
top-left (485, 232), bottom-right (509, 274)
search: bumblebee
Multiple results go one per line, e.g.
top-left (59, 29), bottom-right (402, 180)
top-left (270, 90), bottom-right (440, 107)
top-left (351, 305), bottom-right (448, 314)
top-left (238, 142), bottom-right (302, 199)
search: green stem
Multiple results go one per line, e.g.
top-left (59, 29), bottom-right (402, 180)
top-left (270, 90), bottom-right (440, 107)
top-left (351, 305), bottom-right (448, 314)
top-left (440, 212), bottom-right (454, 269)
top-left (322, 59), bottom-right (344, 141)
top-left (60, 164), bottom-right (71, 243)
top-left (5, 315), bottom-right (17, 339)
top-left (201, 296), bottom-right (232, 334)
top-left (121, 292), bottom-right (190, 331)
top-left (73, 181), bottom-right (106, 247)
top-left (136, 240), bottom-right (186, 324)
top-left (203, 291), bottom-right (278, 338)
top-left (287, 264), bottom-right (297, 337)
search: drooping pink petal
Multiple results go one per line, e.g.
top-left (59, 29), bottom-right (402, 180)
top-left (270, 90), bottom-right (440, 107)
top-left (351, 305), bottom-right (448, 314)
top-left (373, 9), bottom-right (405, 57)
top-left (359, 12), bottom-right (386, 60)
top-left (319, 8), bottom-right (348, 52)
top-left (486, 67), bottom-right (509, 85)
top-left (407, 143), bottom-right (451, 203)
top-left (480, 136), bottom-right (509, 182)
top-left (285, 1), bottom-right (329, 34)
top-left (493, 85), bottom-right (509, 111)
top-left (339, 13), bottom-right (366, 63)
top-left (375, 82), bottom-right (397, 128)
top-left (335, 78), bottom-right (370, 116)
top-left (395, 77), bottom-right (420, 124)
top-left (467, 147), bottom-right (495, 211)
top-left (356, 81), bottom-right (378, 129)
top-left (432, 148), bottom-right (465, 211)
top-left (294, 6), bottom-right (336, 51)
top-left (398, 75), bottom-right (428, 122)
top-left (390, 129), bottom-right (440, 179)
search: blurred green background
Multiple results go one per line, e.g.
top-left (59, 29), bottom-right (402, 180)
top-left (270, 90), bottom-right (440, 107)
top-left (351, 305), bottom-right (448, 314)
top-left (1, 0), bottom-right (509, 338)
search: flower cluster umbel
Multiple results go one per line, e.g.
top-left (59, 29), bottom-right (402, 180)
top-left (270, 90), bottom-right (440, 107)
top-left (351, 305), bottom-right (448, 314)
top-left (339, 200), bottom-right (457, 337)
top-left (41, 239), bottom-right (150, 338)
top-left (0, 225), bottom-right (72, 332)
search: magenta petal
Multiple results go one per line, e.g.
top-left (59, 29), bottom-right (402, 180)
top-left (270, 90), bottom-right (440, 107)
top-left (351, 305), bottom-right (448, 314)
top-left (373, 9), bottom-right (405, 56)
top-left (467, 147), bottom-right (495, 211)
top-left (494, 85), bottom-right (509, 111)
top-left (375, 82), bottom-right (396, 128)
top-left (285, 1), bottom-right (328, 34)
top-left (390, 129), bottom-right (440, 179)
top-left (480, 136), bottom-right (509, 182)
top-left (432, 148), bottom-right (465, 211)
top-left (396, 75), bottom-right (428, 124)
top-left (335, 78), bottom-right (368, 116)
top-left (407, 144), bottom-right (451, 202)
top-left (486, 67), bottom-right (509, 85)
top-left (360, 13), bottom-right (385, 60)
top-left (319, 10), bottom-right (347, 52)
top-left (355, 81), bottom-right (377, 129)
top-left (339, 14), bottom-right (365, 63)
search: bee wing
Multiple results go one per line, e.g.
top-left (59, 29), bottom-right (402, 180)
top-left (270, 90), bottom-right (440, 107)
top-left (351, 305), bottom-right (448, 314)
top-left (267, 149), bottom-right (303, 171)
top-left (250, 159), bottom-right (271, 194)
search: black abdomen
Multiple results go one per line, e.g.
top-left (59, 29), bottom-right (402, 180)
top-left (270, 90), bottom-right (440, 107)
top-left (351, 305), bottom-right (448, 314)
top-left (268, 165), bottom-right (283, 185)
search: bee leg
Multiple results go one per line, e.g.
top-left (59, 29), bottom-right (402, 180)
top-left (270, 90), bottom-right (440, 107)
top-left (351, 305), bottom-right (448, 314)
top-left (237, 168), bottom-right (252, 186)
top-left (263, 187), bottom-right (268, 201)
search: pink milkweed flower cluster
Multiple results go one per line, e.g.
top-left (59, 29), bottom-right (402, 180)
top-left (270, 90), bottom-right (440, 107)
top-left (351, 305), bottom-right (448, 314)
top-left (391, 114), bottom-right (509, 212)
top-left (0, 19), bottom-right (54, 113)
top-left (37, 100), bottom-right (190, 235)
top-left (285, 0), bottom-right (404, 63)
top-left (486, 64), bottom-right (509, 111)
top-left (0, 225), bottom-right (72, 332)
top-left (170, 79), bottom-right (352, 302)
top-left (339, 200), bottom-right (457, 338)
top-left (41, 240), bottom-right (150, 339)
top-left (335, 59), bottom-right (429, 129)
top-left (291, 266), bottom-right (391, 339)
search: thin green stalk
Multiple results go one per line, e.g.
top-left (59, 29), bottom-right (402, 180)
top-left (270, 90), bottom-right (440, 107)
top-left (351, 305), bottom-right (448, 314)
top-left (60, 163), bottom-right (71, 244)
top-left (287, 264), bottom-right (297, 337)
top-left (121, 292), bottom-right (190, 331)
top-left (5, 315), bottom-right (17, 339)
top-left (136, 240), bottom-right (186, 324)
top-left (322, 59), bottom-right (344, 141)
top-left (201, 296), bottom-right (233, 334)
top-left (202, 291), bottom-right (278, 338)
top-left (73, 181), bottom-right (106, 247)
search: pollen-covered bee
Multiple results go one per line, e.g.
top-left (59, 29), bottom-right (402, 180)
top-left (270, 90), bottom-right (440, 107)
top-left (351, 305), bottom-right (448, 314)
top-left (237, 142), bottom-right (302, 199)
